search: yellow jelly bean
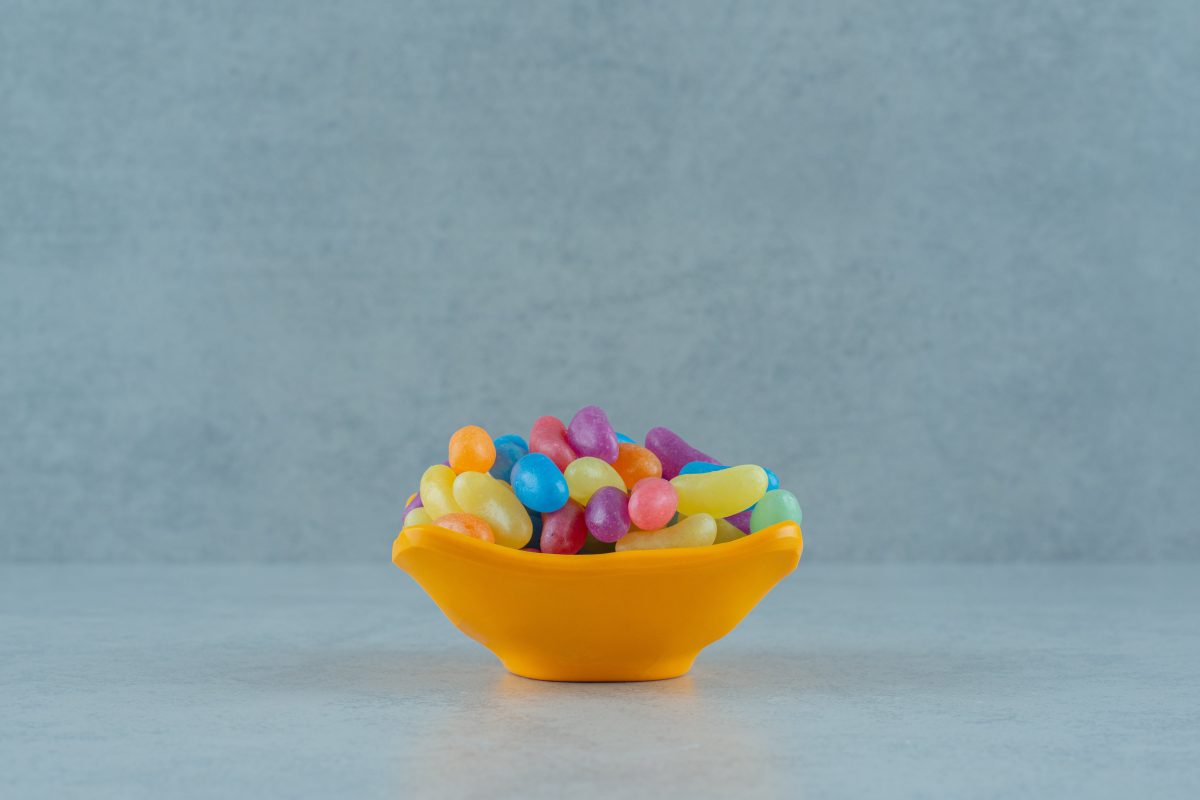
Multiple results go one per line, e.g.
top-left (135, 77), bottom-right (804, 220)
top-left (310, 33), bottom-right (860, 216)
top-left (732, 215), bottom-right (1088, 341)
top-left (403, 507), bottom-right (433, 528)
top-left (616, 513), bottom-right (717, 551)
top-left (713, 516), bottom-right (745, 544)
top-left (670, 465), bottom-right (768, 519)
top-left (420, 464), bottom-right (461, 519)
top-left (563, 457), bottom-right (625, 506)
top-left (452, 471), bottom-right (533, 549)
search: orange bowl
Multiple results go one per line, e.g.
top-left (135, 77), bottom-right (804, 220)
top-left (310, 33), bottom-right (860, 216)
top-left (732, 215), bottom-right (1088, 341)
top-left (391, 521), bottom-right (803, 682)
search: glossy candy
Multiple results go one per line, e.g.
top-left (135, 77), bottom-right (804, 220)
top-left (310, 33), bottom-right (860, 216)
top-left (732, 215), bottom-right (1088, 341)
top-left (448, 425), bottom-right (496, 473)
top-left (566, 405), bottom-right (619, 463)
top-left (563, 457), bottom-right (625, 506)
top-left (403, 507), bottom-right (433, 528)
top-left (420, 464), bottom-right (462, 518)
top-left (644, 427), bottom-right (719, 480)
top-left (750, 489), bottom-right (803, 533)
top-left (671, 465), bottom-right (768, 519)
top-left (611, 443), bottom-right (662, 490)
top-left (433, 512), bottom-right (495, 543)
top-left (529, 416), bottom-right (578, 471)
top-left (585, 486), bottom-right (631, 542)
top-left (452, 472), bottom-right (533, 549)
top-left (540, 500), bottom-right (588, 555)
top-left (713, 517), bottom-right (746, 544)
top-left (510, 453), bottom-right (570, 513)
top-left (724, 509), bottom-right (752, 534)
top-left (680, 461), bottom-right (779, 491)
top-left (627, 477), bottom-right (677, 531)
top-left (616, 513), bottom-right (717, 552)
top-left (615, 432), bottom-right (636, 444)
top-left (490, 434), bottom-right (529, 482)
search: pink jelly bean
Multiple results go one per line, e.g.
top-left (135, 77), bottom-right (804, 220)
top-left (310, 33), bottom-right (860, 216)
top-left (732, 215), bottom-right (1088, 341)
top-left (404, 493), bottom-right (423, 515)
top-left (725, 509), bottom-right (752, 533)
top-left (644, 427), bottom-right (719, 479)
top-left (540, 499), bottom-right (588, 555)
top-left (566, 405), bottom-right (619, 464)
top-left (627, 477), bottom-right (677, 531)
top-left (584, 486), bottom-right (631, 543)
top-left (529, 415), bottom-right (578, 472)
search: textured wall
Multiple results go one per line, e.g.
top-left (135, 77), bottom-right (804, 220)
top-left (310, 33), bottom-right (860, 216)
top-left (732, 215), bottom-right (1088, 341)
top-left (3, 1), bottom-right (1198, 561)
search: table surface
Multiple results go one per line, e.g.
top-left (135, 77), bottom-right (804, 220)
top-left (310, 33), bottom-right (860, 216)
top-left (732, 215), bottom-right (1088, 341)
top-left (3, 563), bottom-right (1198, 799)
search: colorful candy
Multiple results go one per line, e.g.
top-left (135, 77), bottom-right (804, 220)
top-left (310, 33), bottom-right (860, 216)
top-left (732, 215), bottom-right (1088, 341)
top-left (433, 512), bottom-right (495, 543)
top-left (540, 500), bottom-right (588, 555)
top-left (584, 486), bottom-right (631, 542)
top-left (529, 416), bottom-right (578, 471)
top-left (670, 464), bottom-right (768, 519)
top-left (448, 425), bottom-right (496, 473)
top-left (490, 434), bottom-right (529, 482)
top-left (563, 457), bottom-right (625, 506)
top-left (420, 464), bottom-right (462, 518)
top-left (627, 477), bottom-right (677, 531)
top-left (510, 453), bottom-right (570, 513)
top-left (567, 405), bottom-right (619, 463)
top-left (398, 406), bottom-right (804, 556)
top-left (644, 427), bottom-right (719, 480)
top-left (452, 472), bottom-right (533, 549)
top-left (616, 513), bottom-right (718, 552)
top-left (611, 443), bottom-right (662, 490)
top-left (750, 489), bottom-right (803, 533)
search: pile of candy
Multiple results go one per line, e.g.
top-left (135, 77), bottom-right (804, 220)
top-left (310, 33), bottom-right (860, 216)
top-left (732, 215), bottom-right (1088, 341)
top-left (399, 406), bottom-right (803, 555)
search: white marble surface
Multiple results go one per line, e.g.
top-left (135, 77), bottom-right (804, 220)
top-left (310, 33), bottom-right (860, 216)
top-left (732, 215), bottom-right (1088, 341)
top-left (2, 563), bottom-right (1198, 798)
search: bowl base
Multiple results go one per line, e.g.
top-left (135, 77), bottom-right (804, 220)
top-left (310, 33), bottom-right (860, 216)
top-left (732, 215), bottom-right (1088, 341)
top-left (500, 654), bottom-right (697, 683)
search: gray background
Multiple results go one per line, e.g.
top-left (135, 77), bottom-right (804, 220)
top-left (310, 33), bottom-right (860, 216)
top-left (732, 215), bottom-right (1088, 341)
top-left (2, 0), bottom-right (1197, 562)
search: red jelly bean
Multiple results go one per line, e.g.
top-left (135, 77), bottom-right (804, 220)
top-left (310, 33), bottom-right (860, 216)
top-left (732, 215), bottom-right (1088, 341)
top-left (628, 477), bottom-right (677, 531)
top-left (529, 415), bottom-right (578, 472)
top-left (540, 499), bottom-right (588, 555)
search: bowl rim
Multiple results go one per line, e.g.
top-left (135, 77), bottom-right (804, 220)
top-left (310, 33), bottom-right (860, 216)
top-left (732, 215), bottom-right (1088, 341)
top-left (392, 520), bottom-right (803, 576)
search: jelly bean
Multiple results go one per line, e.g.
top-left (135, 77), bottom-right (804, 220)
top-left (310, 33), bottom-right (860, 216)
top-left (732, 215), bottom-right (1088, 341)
top-left (433, 512), bottom-right (495, 543)
top-left (452, 472), bottom-right (533, 549)
top-left (750, 489), bottom-right (803, 533)
top-left (627, 477), bottom-right (677, 531)
top-left (540, 500), bottom-right (588, 555)
top-left (585, 486), bottom-right (631, 542)
top-left (529, 415), bottom-right (578, 471)
top-left (566, 405), bottom-right (619, 463)
top-left (679, 461), bottom-right (780, 492)
top-left (611, 443), bottom-right (662, 490)
top-left (404, 492), bottom-right (423, 515)
top-left (671, 465), bottom-right (768, 518)
top-left (490, 434), bottom-right (529, 482)
top-left (525, 505), bottom-right (544, 550)
top-left (563, 457), bottom-right (625, 506)
top-left (725, 509), bottom-right (752, 534)
top-left (403, 507), bottom-right (433, 528)
top-left (449, 425), bottom-right (496, 473)
top-left (616, 432), bottom-right (636, 444)
top-left (616, 513), bottom-right (717, 552)
top-left (510, 453), bottom-right (570, 513)
top-left (713, 517), bottom-right (746, 544)
top-left (420, 464), bottom-right (462, 518)
top-left (644, 427), bottom-right (719, 479)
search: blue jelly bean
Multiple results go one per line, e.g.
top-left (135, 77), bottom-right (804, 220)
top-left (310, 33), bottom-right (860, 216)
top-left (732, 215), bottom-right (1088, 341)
top-left (490, 434), bottom-right (529, 482)
top-left (616, 432), bottom-right (637, 444)
top-left (510, 453), bottom-right (570, 513)
top-left (680, 461), bottom-right (779, 490)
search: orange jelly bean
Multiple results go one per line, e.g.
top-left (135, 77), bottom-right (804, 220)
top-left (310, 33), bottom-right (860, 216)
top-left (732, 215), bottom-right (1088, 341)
top-left (433, 512), bottom-right (496, 543)
top-left (611, 443), bottom-right (662, 490)
top-left (448, 425), bottom-right (496, 473)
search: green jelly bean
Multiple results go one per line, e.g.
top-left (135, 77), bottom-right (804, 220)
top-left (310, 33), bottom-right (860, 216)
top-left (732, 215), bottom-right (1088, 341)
top-left (749, 489), bottom-right (802, 533)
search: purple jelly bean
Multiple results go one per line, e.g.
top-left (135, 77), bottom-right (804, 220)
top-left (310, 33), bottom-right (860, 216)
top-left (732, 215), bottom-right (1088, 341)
top-left (584, 486), bottom-right (631, 543)
top-left (404, 493), bottom-right (423, 515)
top-left (644, 427), bottom-right (719, 480)
top-left (725, 509), bottom-right (752, 534)
top-left (567, 405), bottom-right (619, 464)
